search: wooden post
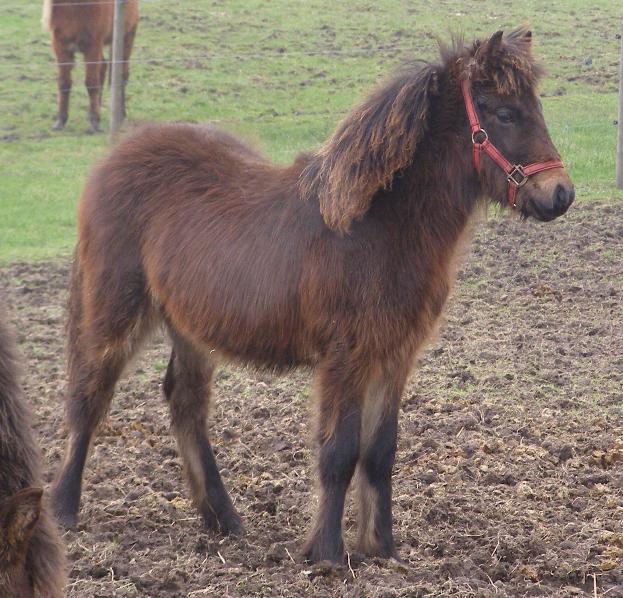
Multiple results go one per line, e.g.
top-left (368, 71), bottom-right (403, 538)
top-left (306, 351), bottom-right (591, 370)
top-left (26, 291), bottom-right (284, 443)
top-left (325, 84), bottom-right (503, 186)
top-left (109, 0), bottom-right (126, 139)
top-left (617, 22), bottom-right (623, 189)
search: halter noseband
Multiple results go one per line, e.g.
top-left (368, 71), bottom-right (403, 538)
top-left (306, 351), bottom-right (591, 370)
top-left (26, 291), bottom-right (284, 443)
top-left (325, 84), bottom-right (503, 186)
top-left (461, 79), bottom-right (564, 208)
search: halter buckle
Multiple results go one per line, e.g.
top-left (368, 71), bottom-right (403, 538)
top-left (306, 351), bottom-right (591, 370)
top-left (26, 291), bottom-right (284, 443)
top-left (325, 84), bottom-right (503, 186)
top-left (507, 165), bottom-right (528, 187)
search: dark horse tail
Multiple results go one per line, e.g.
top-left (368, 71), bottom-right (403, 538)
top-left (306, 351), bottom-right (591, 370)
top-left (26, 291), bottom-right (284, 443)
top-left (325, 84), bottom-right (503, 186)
top-left (0, 313), bottom-right (67, 596)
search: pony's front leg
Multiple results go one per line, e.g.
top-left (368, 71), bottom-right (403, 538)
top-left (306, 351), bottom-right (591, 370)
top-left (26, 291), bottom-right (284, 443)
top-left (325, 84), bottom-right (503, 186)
top-left (302, 360), bottom-right (364, 564)
top-left (356, 370), bottom-right (406, 558)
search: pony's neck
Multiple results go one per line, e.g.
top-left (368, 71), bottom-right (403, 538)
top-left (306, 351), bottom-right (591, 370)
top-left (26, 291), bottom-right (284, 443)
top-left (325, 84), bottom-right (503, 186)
top-left (373, 82), bottom-right (483, 284)
top-left (393, 95), bottom-right (480, 234)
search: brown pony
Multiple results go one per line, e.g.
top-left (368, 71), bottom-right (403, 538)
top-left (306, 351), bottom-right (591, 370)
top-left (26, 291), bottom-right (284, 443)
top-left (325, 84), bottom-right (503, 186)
top-left (51, 29), bottom-right (574, 564)
top-left (43, 0), bottom-right (139, 132)
top-left (0, 311), bottom-right (66, 597)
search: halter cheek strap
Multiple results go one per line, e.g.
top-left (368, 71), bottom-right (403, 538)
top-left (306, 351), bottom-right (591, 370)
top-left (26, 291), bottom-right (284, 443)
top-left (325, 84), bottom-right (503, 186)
top-left (461, 79), bottom-right (564, 208)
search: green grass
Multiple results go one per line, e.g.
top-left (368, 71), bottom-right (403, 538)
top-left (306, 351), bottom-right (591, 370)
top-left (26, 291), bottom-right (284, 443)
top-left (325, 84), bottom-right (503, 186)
top-left (1, 0), bottom-right (622, 262)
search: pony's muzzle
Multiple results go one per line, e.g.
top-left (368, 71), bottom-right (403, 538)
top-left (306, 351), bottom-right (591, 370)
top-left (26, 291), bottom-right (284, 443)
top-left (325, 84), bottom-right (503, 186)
top-left (522, 170), bottom-right (574, 221)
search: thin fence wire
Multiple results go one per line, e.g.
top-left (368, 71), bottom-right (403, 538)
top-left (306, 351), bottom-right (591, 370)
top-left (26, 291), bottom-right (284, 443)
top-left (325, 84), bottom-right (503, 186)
top-left (0, 72), bottom-right (380, 101)
top-left (0, 46), bottom-right (416, 70)
top-left (1, 107), bottom-right (348, 137)
top-left (6, 0), bottom-right (404, 11)
top-left (7, 0), bottom-right (169, 9)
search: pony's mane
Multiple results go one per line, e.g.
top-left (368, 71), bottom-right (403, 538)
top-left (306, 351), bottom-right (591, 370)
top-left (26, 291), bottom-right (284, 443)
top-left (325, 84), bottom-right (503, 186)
top-left (299, 27), bottom-right (540, 233)
top-left (299, 62), bottom-right (438, 233)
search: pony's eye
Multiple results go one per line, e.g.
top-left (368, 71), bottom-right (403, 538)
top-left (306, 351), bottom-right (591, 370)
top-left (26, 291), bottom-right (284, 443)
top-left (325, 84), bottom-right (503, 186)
top-left (496, 108), bottom-right (514, 124)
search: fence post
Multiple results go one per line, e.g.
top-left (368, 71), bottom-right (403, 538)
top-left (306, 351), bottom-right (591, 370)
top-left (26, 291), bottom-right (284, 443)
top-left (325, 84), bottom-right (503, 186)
top-left (109, 0), bottom-right (127, 139)
top-left (617, 21), bottom-right (623, 189)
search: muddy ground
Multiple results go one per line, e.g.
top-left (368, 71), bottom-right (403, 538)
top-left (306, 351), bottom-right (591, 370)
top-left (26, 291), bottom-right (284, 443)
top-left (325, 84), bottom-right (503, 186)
top-left (1, 199), bottom-right (622, 597)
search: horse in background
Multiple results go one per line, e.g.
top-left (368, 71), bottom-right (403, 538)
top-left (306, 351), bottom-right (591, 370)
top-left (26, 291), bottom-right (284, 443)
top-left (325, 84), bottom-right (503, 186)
top-left (51, 29), bottom-right (574, 564)
top-left (42, 0), bottom-right (139, 132)
top-left (0, 311), bottom-right (66, 597)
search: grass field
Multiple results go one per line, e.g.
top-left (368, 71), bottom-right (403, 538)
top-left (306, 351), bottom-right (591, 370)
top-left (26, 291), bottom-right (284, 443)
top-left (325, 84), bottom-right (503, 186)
top-left (1, 0), bottom-right (622, 262)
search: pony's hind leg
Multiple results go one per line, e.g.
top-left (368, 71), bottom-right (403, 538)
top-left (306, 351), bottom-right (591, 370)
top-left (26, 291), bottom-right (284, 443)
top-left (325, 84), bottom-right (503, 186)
top-left (120, 25), bottom-right (138, 119)
top-left (83, 41), bottom-right (104, 132)
top-left (99, 56), bottom-right (108, 107)
top-left (51, 349), bottom-right (126, 527)
top-left (51, 259), bottom-right (152, 527)
top-left (163, 332), bottom-right (242, 535)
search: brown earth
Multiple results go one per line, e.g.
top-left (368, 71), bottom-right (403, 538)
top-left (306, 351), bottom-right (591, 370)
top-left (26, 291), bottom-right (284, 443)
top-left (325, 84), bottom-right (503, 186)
top-left (0, 199), bottom-right (622, 597)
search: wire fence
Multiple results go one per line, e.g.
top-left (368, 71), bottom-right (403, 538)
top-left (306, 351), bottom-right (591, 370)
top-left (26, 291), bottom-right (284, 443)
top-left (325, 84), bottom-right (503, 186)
top-left (0, 46), bottom-right (416, 71)
top-left (1, 0), bottom-right (374, 174)
top-left (6, 0), bottom-right (189, 10)
top-left (0, 0), bottom-right (424, 175)
top-left (2, 1), bottom-right (619, 178)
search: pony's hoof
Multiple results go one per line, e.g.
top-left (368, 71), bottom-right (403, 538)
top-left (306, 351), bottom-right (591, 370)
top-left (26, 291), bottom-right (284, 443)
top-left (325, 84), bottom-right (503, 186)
top-left (50, 488), bottom-right (79, 529)
top-left (357, 537), bottom-right (398, 560)
top-left (87, 117), bottom-right (103, 134)
top-left (202, 508), bottom-right (244, 537)
top-left (51, 118), bottom-right (66, 131)
top-left (52, 504), bottom-right (78, 529)
top-left (300, 536), bottom-right (345, 565)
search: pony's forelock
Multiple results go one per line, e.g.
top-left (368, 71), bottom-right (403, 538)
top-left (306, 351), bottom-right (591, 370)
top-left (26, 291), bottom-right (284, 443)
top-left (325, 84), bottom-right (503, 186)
top-left (440, 27), bottom-right (542, 94)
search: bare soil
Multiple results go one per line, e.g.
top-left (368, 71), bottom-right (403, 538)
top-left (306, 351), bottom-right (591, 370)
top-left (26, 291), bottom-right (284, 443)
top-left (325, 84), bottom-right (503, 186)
top-left (1, 199), bottom-right (622, 597)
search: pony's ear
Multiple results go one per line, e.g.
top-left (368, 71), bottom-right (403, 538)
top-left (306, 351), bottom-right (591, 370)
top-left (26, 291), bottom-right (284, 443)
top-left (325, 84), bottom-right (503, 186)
top-left (487, 30), bottom-right (504, 54)
top-left (508, 28), bottom-right (534, 57)
top-left (1, 487), bottom-right (42, 557)
top-left (474, 30), bottom-right (505, 75)
top-left (473, 28), bottom-right (536, 84)
top-left (300, 66), bottom-right (438, 233)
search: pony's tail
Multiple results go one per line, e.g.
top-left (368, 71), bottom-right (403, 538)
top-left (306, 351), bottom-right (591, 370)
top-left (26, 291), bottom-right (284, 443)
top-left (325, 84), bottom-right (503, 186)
top-left (66, 246), bottom-right (84, 388)
top-left (41, 0), bottom-right (53, 32)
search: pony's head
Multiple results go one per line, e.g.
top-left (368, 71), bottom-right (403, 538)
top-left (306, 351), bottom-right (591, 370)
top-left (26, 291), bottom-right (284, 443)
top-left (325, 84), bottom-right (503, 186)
top-left (0, 487), bottom-right (43, 598)
top-left (300, 28), bottom-right (573, 233)
top-left (458, 28), bottom-right (574, 221)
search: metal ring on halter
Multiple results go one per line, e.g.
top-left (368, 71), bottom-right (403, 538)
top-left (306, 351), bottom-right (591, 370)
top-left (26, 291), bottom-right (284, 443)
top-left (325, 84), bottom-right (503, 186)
top-left (471, 128), bottom-right (488, 145)
top-left (507, 164), bottom-right (529, 187)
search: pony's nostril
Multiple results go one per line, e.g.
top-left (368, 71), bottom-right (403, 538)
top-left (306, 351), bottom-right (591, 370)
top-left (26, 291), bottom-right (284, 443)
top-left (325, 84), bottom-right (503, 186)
top-left (554, 184), bottom-right (574, 214)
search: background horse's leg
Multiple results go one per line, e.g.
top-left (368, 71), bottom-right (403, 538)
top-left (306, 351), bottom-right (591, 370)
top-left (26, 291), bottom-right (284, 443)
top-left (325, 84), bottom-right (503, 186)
top-left (99, 56), bottom-right (108, 108)
top-left (83, 42), bottom-right (104, 132)
top-left (356, 367), bottom-right (406, 558)
top-left (301, 356), bottom-right (366, 564)
top-left (163, 332), bottom-right (242, 535)
top-left (120, 25), bottom-right (138, 120)
top-left (51, 36), bottom-right (74, 130)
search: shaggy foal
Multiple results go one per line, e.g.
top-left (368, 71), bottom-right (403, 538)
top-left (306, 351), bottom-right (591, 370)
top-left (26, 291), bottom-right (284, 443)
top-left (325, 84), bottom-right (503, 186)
top-left (52, 29), bottom-right (574, 564)
top-left (0, 312), bottom-right (66, 597)
top-left (43, 0), bottom-right (140, 132)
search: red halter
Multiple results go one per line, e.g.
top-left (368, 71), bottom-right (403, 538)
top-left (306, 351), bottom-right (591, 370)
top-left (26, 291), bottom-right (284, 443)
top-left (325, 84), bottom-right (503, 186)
top-left (460, 79), bottom-right (564, 208)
